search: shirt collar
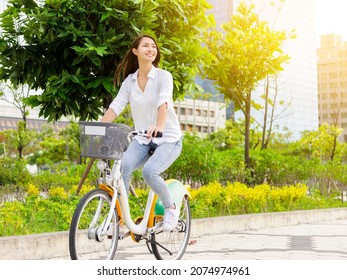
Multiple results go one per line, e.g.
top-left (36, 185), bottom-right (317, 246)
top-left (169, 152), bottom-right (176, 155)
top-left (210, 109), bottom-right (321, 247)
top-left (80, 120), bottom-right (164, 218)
top-left (132, 65), bottom-right (157, 80)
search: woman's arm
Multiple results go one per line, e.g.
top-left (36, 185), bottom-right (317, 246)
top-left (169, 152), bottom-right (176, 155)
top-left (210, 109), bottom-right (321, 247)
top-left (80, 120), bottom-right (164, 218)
top-left (100, 108), bottom-right (117, 122)
top-left (147, 103), bottom-right (167, 137)
top-left (156, 102), bottom-right (168, 131)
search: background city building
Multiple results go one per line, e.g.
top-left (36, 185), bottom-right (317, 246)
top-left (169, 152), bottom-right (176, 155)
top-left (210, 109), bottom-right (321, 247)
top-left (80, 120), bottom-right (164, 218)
top-left (317, 34), bottom-right (347, 142)
top-left (175, 98), bottom-right (226, 135)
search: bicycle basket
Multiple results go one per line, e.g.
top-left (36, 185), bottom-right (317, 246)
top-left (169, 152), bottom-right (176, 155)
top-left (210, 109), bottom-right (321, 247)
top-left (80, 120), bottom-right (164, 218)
top-left (79, 121), bottom-right (131, 160)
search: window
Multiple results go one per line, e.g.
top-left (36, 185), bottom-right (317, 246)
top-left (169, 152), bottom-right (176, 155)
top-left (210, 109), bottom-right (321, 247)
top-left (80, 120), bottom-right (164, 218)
top-left (329, 72), bottom-right (338, 79)
top-left (330, 103), bottom-right (338, 109)
top-left (330, 92), bottom-right (338, 99)
top-left (329, 82), bottom-right (338, 89)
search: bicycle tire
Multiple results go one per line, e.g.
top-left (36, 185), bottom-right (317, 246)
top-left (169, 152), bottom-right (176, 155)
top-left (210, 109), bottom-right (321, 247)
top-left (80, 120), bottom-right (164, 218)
top-left (69, 188), bottom-right (119, 260)
top-left (151, 195), bottom-right (191, 260)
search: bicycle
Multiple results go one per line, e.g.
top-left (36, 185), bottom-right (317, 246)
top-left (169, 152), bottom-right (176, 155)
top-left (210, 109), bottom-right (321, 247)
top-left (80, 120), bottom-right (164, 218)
top-left (69, 121), bottom-right (191, 260)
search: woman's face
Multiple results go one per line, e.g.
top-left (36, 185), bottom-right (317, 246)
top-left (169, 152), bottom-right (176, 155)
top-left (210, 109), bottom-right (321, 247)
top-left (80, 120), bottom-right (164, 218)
top-left (132, 37), bottom-right (158, 63)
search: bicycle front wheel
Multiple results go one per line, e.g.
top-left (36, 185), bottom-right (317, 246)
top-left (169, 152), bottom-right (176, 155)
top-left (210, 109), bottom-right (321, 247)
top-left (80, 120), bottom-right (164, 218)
top-left (151, 195), bottom-right (191, 260)
top-left (69, 189), bottom-right (119, 260)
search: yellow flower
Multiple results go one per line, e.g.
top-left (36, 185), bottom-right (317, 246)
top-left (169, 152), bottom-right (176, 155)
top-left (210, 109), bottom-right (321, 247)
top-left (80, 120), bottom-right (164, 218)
top-left (48, 187), bottom-right (68, 199)
top-left (27, 184), bottom-right (40, 196)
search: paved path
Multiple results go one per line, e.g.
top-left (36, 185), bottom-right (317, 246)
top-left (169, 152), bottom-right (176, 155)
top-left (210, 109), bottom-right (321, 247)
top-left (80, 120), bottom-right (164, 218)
top-left (113, 219), bottom-right (347, 260)
top-left (16, 219), bottom-right (346, 280)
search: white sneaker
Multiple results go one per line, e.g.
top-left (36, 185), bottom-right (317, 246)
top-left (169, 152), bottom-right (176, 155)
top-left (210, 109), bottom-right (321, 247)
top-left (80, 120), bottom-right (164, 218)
top-left (162, 205), bottom-right (179, 232)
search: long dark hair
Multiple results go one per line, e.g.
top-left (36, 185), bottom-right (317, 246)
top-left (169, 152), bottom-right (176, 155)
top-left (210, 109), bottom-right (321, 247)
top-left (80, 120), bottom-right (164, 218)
top-left (114, 34), bottom-right (161, 87)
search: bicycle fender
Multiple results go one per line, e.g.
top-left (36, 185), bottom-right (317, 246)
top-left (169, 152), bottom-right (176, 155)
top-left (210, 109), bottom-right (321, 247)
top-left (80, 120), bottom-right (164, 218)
top-left (154, 179), bottom-right (191, 216)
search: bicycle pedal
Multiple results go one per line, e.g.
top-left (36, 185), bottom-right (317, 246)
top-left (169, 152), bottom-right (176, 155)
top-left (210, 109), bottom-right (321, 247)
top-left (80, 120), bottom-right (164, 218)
top-left (118, 231), bottom-right (130, 240)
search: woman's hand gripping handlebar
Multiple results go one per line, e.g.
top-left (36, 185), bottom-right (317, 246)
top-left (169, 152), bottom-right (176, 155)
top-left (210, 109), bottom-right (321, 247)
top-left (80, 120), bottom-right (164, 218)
top-left (129, 129), bottom-right (163, 138)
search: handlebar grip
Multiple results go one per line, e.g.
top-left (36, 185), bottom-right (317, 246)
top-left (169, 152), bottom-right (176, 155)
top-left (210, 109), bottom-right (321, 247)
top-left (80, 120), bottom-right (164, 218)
top-left (132, 130), bottom-right (163, 138)
top-left (155, 131), bottom-right (163, 138)
top-left (145, 130), bottom-right (162, 138)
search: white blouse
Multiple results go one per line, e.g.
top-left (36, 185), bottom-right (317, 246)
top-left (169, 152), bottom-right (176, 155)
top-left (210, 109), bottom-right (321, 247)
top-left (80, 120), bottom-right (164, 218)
top-left (109, 66), bottom-right (182, 145)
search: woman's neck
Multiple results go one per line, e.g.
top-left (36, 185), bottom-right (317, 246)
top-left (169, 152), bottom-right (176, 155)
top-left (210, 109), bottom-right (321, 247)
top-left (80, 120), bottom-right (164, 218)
top-left (137, 62), bottom-right (153, 79)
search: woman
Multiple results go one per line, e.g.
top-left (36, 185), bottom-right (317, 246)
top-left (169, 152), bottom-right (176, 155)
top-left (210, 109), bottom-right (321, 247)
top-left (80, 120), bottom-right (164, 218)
top-left (101, 34), bottom-right (182, 232)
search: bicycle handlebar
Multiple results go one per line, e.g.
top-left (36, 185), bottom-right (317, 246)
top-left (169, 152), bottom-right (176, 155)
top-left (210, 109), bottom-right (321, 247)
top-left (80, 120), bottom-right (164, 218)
top-left (130, 129), bottom-right (163, 138)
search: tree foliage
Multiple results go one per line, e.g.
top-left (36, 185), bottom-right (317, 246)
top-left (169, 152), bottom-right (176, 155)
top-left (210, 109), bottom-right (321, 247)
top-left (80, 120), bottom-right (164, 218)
top-left (0, 0), bottom-right (213, 121)
top-left (3, 121), bottom-right (34, 158)
top-left (203, 2), bottom-right (292, 169)
top-left (289, 123), bottom-right (347, 162)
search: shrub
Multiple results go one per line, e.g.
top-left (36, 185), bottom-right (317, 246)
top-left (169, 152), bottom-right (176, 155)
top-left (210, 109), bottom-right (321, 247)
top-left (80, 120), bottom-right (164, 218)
top-left (0, 158), bottom-right (32, 186)
top-left (1, 181), bottom-right (346, 237)
top-left (164, 133), bottom-right (220, 187)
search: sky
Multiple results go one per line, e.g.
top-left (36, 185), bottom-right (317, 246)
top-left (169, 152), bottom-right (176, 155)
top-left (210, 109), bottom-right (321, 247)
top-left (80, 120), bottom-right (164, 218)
top-left (316, 0), bottom-right (347, 44)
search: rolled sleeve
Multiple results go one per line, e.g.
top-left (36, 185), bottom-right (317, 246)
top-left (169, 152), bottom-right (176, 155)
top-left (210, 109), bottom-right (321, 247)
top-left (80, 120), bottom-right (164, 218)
top-left (157, 71), bottom-right (173, 108)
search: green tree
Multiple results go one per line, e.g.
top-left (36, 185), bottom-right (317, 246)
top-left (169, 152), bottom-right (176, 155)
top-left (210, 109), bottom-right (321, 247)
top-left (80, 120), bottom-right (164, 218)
top-left (203, 2), bottom-right (291, 169)
top-left (4, 121), bottom-right (34, 158)
top-left (208, 119), bottom-right (245, 150)
top-left (0, 0), bottom-right (213, 121)
top-left (290, 123), bottom-right (347, 162)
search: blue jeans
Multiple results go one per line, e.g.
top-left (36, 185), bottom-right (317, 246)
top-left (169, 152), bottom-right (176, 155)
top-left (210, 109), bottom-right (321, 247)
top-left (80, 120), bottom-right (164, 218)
top-left (121, 138), bottom-right (182, 208)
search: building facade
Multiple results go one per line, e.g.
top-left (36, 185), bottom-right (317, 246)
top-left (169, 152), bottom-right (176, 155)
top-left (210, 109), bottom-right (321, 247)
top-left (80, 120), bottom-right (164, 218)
top-left (317, 34), bottom-right (347, 142)
top-left (175, 98), bottom-right (226, 136)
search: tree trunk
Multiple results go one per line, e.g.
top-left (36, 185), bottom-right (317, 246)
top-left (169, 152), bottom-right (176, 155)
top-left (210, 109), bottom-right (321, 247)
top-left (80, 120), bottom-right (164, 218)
top-left (330, 134), bottom-right (337, 162)
top-left (244, 90), bottom-right (251, 169)
top-left (261, 76), bottom-right (269, 150)
top-left (18, 146), bottom-right (23, 159)
top-left (76, 158), bottom-right (95, 195)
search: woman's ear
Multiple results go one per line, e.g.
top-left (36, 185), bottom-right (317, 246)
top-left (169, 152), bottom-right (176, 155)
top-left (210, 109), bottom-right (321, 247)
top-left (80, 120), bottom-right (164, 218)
top-left (132, 48), bottom-right (138, 56)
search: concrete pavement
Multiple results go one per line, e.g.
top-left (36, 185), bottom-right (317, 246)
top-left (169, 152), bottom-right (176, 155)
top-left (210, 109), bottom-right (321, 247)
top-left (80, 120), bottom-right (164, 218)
top-left (113, 219), bottom-right (347, 260)
top-left (1, 208), bottom-right (347, 260)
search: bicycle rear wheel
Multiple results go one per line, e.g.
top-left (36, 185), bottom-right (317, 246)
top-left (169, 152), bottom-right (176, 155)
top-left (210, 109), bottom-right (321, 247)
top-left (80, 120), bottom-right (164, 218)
top-left (151, 195), bottom-right (191, 260)
top-left (69, 188), bottom-right (119, 260)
